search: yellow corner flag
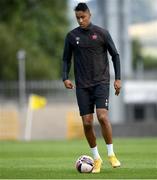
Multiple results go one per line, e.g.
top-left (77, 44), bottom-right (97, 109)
top-left (29, 94), bottom-right (47, 110)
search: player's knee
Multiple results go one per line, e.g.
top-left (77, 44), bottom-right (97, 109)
top-left (98, 113), bottom-right (108, 124)
top-left (83, 119), bottom-right (92, 126)
top-left (82, 117), bottom-right (93, 128)
top-left (82, 115), bottom-right (93, 124)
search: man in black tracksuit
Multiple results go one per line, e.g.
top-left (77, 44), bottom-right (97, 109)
top-left (62, 3), bottom-right (121, 173)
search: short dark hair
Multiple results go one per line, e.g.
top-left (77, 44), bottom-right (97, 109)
top-left (74, 3), bottom-right (89, 12)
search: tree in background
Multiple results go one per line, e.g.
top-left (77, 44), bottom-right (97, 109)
top-left (132, 38), bottom-right (157, 71)
top-left (0, 0), bottom-right (68, 80)
top-left (132, 39), bottom-right (143, 69)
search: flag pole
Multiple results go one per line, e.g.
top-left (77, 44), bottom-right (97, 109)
top-left (25, 96), bottom-right (33, 141)
top-left (24, 94), bottom-right (47, 141)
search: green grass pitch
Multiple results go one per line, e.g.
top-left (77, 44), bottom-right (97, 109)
top-left (0, 138), bottom-right (157, 179)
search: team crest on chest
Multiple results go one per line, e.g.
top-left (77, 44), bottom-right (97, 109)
top-left (91, 34), bottom-right (97, 40)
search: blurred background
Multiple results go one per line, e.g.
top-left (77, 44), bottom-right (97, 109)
top-left (0, 0), bottom-right (157, 141)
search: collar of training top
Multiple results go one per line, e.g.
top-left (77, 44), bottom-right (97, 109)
top-left (79, 23), bottom-right (93, 31)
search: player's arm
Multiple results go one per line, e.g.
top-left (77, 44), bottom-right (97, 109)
top-left (106, 30), bottom-right (121, 96)
top-left (62, 34), bottom-right (74, 89)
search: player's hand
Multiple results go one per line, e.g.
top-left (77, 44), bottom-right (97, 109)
top-left (114, 80), bottom-right (121, 96)
top-left (63, 79), bottom-right (75, 89)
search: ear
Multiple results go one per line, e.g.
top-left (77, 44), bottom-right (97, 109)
top-left (87, 11), bottom-right (91, 18)
top-left (86, 9), bottom-right (91, 17)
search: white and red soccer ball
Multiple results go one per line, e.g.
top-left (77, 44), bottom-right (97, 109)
top-left (75, 155), bottom-right (94, 173)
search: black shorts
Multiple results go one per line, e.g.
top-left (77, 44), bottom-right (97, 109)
top-left (76, 83), bottom-right (109, 116)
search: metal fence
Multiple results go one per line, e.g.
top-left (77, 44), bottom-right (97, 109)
top-left (0, 80), bottom-right (76, 105)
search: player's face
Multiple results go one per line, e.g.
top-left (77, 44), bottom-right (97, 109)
top-left (75, 10), bottom-right (91, 29)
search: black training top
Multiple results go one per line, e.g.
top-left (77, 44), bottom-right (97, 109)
top-left (62, 23), bottom-right (121, 88)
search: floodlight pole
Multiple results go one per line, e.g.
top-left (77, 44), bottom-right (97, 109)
top-left (17, 49), bottom-right (26, 108)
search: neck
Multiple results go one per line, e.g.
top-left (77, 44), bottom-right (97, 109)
top-left (81, 22), bottom-right (92, 30)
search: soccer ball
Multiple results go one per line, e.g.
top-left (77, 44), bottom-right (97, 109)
top-left (75, 155), bottom-right (94, 173)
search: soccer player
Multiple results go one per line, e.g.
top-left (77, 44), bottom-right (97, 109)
top-left (62, 2), bottom-right (121, 173)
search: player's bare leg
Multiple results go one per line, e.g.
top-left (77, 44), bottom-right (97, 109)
top-left (96, 108), bottom-right (121, 168)
top-left (82, 114), bottom-right (96, 148)
top-left (82, 114), bottom-right (102, 173)
top-left (96, 109), bottom-right (112, 144)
